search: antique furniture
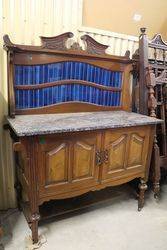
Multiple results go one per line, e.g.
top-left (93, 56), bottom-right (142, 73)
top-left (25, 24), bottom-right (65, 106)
top-left (4, 32), bottom-right (161, 243)
top-left (133, 28), bottom-right (167, 194)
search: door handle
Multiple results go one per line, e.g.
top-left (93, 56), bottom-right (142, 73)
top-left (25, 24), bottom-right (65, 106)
top-left (103, 149), bottom-right (109, 163)
top-left (96, 150), bottom-right (109, 165)
top-left (96, 150), bottom-right (102, 166)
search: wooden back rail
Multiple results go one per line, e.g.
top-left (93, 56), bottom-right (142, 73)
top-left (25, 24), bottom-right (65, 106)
top-left (3, 32), bottom-right (133, 117)
top-left (133, 28), bottom-right (167, 114)
top-left (133, 28), bottom-right (167, 160)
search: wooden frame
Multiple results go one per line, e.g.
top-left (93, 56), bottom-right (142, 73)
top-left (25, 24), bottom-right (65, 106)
top-left (133, 28), bottom-right (167, 194)
top-left (4, 32), bottom-right (133, 118)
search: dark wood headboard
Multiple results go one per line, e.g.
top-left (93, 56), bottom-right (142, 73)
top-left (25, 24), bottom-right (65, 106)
top-left (133, 27), bottom-right (167, 115)
top-left (132, 28), bottom-right (167, 159)
top-left (3, 32), bottom-right (133, 118)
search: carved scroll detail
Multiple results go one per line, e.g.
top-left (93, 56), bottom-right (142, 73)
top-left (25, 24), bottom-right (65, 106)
top-left (145, 66), bottom-right (157, 117)
top-left (70, 42), bottom-right (82, 51)
top-left (40, 32), bottom-right (74, 50)
top-left (3, 35), bottom-right (15, 50)
top-left (81, 34), bottom-right (109, 55)
top-left (149, 34), bottom-right (167, 49)
top-left (156, 70), bottom-right (167, 84)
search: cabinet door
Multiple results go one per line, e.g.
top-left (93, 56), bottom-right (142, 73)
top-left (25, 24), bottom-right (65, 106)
top-left (101, 127), bottom-right (150, 183)
top-left (38, 132), bottom-right (101, 198)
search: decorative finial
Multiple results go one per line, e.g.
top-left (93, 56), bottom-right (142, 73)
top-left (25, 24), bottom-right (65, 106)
top-left (140, 28), bottom-right (146, 35)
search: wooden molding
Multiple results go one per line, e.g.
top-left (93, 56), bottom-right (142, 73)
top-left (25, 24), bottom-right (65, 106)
top-left (14, 79), bottom-right (122, 92)
top-left (15, 102), bottom-right (121, 115)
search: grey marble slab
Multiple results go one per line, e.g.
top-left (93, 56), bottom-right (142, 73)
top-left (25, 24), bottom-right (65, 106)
top-left (6, 111), bottom-right (163, 137)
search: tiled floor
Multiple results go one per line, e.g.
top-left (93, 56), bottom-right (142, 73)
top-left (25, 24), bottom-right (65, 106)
top-left (1, 183), bottom-right (167, 250)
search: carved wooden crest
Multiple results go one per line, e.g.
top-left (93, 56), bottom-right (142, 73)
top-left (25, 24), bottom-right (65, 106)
top-left (81, 34), bottom-right (109, 55)
top-left (3, 32), bottom-right (74, 51)
top-left (40, 32), bottom-right (74, 50)
top-left (156, 70), bottom-right (167, 84)
top-left (3, 33), bottom-right (109, 55)
top-left (149, 34), bottom-right (167, 50)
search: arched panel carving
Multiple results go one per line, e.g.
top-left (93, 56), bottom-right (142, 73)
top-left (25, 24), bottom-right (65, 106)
top-left (73, 141), bottom-right (95, 180)
top-left (46, 143), bottom-right (69, 184)
top-left (128, 134), bottom-right (145, 168)
top-left (107, 135), bottom-right (127, 171)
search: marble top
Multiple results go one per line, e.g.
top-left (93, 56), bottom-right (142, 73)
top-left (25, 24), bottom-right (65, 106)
top-left (6, 111), bottom-right (163, 137)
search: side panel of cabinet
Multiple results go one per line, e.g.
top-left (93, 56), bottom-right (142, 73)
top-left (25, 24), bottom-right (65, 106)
top-left (101, 126), bottom-right (151, 182)
top-left (38, 132), bottom-right (101, 198)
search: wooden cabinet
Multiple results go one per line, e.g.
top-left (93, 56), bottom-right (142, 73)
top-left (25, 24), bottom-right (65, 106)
top-left (35, 126), bottom-right (153, 202)
top-left (12, 118), bottom-right (156, 244)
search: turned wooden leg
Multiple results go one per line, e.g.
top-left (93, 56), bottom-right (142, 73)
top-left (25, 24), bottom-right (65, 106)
top-left (27, 137), bottom-right (40, 244)
top-left (138, 179), bottom-right (147, 211)
top-left (152, 135), bottom-right (160, 199)
top-left (29, 213), bottom-right (40, 244)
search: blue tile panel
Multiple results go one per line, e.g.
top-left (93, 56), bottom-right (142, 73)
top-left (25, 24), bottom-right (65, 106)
top-left (14, 62), bottom-right (123, 109)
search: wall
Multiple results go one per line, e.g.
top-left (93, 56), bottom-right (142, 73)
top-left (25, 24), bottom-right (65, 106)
top-left (78, 26), bottom-right (138, 57)
top-left (83, 0), bottom-right (167, 39)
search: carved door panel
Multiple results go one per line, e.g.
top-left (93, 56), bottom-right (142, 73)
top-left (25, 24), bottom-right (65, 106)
top-left (101, 129), bottom-right (128, 181)
top-left (127, 128), bottom-right (150, 170)
top-left (45, 142), bottom-right (69, 185)
top-left (38, 132), bottom-right (101, 197)
top-left (101, 127), bottom-right (150, 182)
top-left (72, 138), bottom-right (98, 182)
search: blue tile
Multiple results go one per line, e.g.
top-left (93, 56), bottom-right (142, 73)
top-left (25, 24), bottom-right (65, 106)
top-left (14, 62), bottom-right (122, 109)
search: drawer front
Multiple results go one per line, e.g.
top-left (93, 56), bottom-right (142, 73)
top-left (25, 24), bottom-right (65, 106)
top-left (101, 126), bottom-right (151, 182)
top-left (38, 132), bottom-right (101, 197)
